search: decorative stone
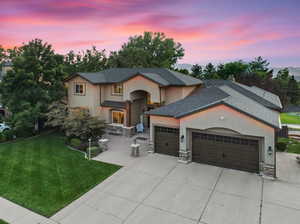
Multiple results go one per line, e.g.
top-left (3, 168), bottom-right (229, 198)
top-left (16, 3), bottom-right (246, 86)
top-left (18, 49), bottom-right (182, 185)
top-left (178, 149), bottom-right (191, 164)
top-left (261, 163), bottom-right (276, 179)
top-left (147, 141), bottom-right (154, 153)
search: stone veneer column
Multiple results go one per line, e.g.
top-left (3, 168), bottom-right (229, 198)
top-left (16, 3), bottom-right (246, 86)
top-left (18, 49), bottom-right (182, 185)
top-left (178, 127), bottom-right (191, 163)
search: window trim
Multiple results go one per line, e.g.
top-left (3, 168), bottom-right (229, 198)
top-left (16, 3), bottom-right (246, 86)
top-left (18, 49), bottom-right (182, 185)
top-left (111, 83), bottom-right (123, 96)
top-left (73, 82), bottom-right (86, 96)
top-left (111, 110), bottom-right (125, 126)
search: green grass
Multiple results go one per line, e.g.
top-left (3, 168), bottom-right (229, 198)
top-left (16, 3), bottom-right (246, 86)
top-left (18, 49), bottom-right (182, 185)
top-left (0, 134), bottom-right (121, 217)
top-left (278, 137), bottom-right (300, 154)
top-left (280, 113), bottom-right (300, 124)
top-left (0, 220), bottom-right (9, 224)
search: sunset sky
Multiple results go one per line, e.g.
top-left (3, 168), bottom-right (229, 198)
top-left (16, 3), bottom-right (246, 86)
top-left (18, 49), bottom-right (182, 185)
top-left (1, 0), bottom-right (299, 66)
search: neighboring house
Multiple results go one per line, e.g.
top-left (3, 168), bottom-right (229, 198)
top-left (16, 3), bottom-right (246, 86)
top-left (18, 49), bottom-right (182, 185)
top-left (65, 69), bottom-right (282, 177)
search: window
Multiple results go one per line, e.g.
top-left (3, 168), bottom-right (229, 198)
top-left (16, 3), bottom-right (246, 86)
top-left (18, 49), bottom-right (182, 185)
top-left (74, 83), bottom-right (85, 95)
top-left (112, 111), bottom-right (124, 125)
top-left (112, 83), bottom-right (123, 95)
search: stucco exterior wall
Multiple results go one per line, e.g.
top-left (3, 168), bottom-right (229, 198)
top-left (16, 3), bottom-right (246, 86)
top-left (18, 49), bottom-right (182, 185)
top-left (179, 104), bottom-right (275, 165)
top-left (67, 76), bottom-right (100, 116)
top-left (164, 86), bottom-right (197, 104)
top-left (102, 84), bottom-right (123, 101)
top-left (123, 76), bottom-right (161, 103)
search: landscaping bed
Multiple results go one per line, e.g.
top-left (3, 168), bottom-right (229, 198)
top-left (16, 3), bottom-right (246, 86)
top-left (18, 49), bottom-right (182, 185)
top-left (0, 219), bottom-right (9, 224)
top-left (277, 137), bottom-right (300, 154)
top-left (0, 134), bottom-right (121, 217)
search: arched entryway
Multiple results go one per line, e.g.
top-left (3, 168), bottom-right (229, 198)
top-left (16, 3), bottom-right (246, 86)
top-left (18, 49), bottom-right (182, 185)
top-left (129, 90), bottom-right (153, 128)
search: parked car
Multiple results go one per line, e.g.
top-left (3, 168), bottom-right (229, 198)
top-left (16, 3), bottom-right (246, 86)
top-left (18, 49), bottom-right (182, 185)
top-left (0, 123), bottom-right (10, 132)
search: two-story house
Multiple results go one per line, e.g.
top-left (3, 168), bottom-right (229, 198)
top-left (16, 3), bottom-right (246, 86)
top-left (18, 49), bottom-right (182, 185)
top-left (65, 68), bottom-right (202, 135)
top-left (65, 68), bottom-right (282, 177)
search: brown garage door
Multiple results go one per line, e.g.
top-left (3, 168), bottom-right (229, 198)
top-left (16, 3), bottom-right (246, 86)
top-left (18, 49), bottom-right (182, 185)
top-left (192, 132), bottom-right (259, 173)
top-left (155, 126), bottom-right (179, 156)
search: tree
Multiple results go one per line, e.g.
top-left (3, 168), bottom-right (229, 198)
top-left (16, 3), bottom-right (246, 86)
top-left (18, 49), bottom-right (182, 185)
top-left (216, 61), bottom-right (248, 80)
top-left (249, 56), bottom-right (271, 73)
top-left (0, 39), bottom-right (66, 134)
top-left (191, 64), bottom-right (202, 78)
top-left (64, 46), bottom-right (107, 74)
top-left (287, 76), bottom-right (299, 104)
top-left (0, 45), bottom-right (6, 65)
top-left (174, 68), bottom-right (190, 75)
top-left (202, 63), bottom-right (219, 79)
top-left (108, 32), bottom-right (184, 68)
top-left (45, 101), bottom-right (68, 130)
top-left (63, 108), bottom-right (105, 140)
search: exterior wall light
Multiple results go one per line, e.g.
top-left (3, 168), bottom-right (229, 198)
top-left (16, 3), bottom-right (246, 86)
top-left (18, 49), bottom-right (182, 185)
top-left (180, 135), bottom-right (185, 143)
top-left (220, 116), bottom-right (225, 120)
top-left (268, 146), bottom-right (273, 156)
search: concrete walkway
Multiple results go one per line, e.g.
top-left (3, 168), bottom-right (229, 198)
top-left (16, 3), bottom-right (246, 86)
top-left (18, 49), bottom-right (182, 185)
top-left (1, 135), bottom-right (300, 224)
top-left (0, 197), bottom-right (57, 224)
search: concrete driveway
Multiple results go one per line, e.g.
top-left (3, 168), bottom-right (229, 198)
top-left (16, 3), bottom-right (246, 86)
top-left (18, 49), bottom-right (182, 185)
top-left (49, 136), bottom-right (300, 224)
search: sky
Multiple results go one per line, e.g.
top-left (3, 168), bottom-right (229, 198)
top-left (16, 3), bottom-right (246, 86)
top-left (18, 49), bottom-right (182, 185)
top-left (1, 0), bottom-right (299, 67)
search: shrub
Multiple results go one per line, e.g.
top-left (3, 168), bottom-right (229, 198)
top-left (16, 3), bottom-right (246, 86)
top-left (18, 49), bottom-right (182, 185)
top-left (0, 133), bottom-right (6, 142)
top-left (2, 129), bottom-right (16, 141)
top-left (276, 142), bottom-right (287, 152)
top-left (70, 138), bottom-right (82, 147)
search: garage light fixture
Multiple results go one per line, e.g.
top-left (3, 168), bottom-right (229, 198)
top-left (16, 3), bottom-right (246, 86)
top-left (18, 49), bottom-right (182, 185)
top-left (220, 116), bottom-right (225, 120)
top-left (180, 135), bottom-right (185, 143)
top-left (268, 146), bottom-right (273, 156)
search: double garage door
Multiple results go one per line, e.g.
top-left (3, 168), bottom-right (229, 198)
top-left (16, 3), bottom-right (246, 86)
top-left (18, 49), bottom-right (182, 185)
top-left (192, 132), bottom-right (259, 173)
top-left (154, 126), bottom-right (259, 173)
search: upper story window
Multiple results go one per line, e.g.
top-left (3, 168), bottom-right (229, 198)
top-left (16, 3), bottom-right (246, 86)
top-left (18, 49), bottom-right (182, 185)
top-left (112, 83), bottom-right (123, 96)
top-left (73, 82), bottom-right (86, 95)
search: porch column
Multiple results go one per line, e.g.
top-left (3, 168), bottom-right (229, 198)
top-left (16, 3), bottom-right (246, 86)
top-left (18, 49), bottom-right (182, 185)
top-left (178, 127), bottom-right (191, 163)
top-left (125, 101), bottom-right (131, 127)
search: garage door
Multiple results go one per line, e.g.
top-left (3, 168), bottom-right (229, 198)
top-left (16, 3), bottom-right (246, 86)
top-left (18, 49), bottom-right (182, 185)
top-left (192, 132), bottom-right (259, 173)
top-left (154, 126), bottom-right (179, 156)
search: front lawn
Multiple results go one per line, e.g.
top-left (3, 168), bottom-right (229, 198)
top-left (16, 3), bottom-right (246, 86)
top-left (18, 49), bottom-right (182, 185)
top-left (278, 137), bottom-right (300, 154)
top-left (280, 113), bottom-right (300, 124)
top-left (0, 134), bottom-right (121, 217)
top-left (0, 220), bottom-right (9, 224)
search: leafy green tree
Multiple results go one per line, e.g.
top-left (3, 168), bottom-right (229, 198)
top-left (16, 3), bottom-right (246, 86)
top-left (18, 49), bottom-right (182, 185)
top-left (0, 39), bottom-right (66, 134)
top-left (108, 32), bottom-right (184, 68)
top-left (45, 101), bottom-right (68, 130)
top-left (0, 45), bottom-right (6, 65)
top-left (64, 46), bottom-right (107, 74)
top-left (217, 61), bottom-right (249, 80)
top-left (63, 108), bottom-right (105, 140)
top-left (191, 64), bottom-right (202, 78)
top-left (174, 68), bottom-right (190, 75)
top-left (249, 56), bottom-right (271, 73)
top-left (202, 63), bottom-right (219, 79)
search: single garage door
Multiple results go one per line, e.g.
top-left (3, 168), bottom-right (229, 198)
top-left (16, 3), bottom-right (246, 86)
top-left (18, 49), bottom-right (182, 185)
top-left (192, 132), bottom-right (259, 173)
top-left (155, 126), bottom-right (179, 156)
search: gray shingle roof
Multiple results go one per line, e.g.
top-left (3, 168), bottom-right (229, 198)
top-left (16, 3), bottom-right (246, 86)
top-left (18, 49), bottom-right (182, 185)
top-left (101, 101), bottom-right (126, 109)
top-left (203, 80), bottom-right (282, 110)
top-left (75, 68), bottom-right (202, 86)
top-left (145, 87), bottom-right (230, 117)
top-left (147, 81), bottom-right (281, 128)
